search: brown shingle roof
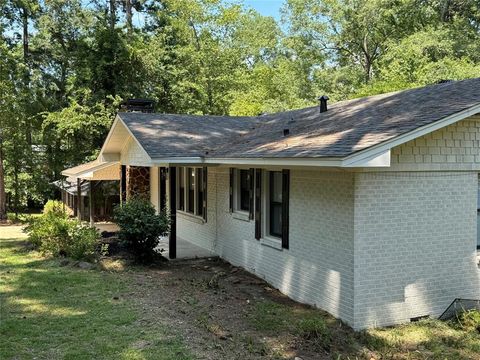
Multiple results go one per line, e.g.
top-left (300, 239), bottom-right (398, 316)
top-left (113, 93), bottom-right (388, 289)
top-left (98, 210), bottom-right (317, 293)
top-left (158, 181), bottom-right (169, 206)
top-left (119, 113), bottom-right (259, 158)
top-left (118, 78), bottom-right (480, 159)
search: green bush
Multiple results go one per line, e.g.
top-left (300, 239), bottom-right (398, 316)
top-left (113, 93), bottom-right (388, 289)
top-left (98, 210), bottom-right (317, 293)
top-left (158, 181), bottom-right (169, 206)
top-left (113, 198), bottom-right (169, 263)
top-left (42, 200), bottom-right (66, 216)
top-left (67, 224), bottom-right (98, 260)
top-left (24, 201), bottom-right (99, 260)
top-left (456, 309), bottom-right (480, 333)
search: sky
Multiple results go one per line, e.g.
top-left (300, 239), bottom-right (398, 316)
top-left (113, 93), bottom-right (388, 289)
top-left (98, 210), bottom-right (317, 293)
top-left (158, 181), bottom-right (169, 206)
top-left (242, 0), bottom-right (284, 20)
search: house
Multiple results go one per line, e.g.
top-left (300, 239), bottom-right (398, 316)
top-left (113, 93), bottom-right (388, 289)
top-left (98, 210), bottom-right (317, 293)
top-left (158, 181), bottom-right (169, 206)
top-left (62, 78), bottom-right (480, 330)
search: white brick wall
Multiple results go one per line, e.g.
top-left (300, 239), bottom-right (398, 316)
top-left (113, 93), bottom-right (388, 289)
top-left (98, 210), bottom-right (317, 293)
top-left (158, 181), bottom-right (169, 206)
top-left (176, 170), bottom-right (217, 252)
top-left (353, 172), bottom-right (480, 329)
top-left (391, 115), bottom-right (480, 170)
top-left (177, 168), bottom-right (355, 326)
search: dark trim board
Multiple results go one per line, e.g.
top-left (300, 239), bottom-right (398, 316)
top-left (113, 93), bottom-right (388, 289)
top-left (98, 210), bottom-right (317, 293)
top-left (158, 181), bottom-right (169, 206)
top-left (160, 167), bottom-right (167, 211)
top-left (169, 167), bottom-right (177, 259)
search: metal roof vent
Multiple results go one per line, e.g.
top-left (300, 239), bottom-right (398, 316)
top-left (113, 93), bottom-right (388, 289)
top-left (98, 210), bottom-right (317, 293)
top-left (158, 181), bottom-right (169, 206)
top-left (318, 95), bottom-right (329, 113)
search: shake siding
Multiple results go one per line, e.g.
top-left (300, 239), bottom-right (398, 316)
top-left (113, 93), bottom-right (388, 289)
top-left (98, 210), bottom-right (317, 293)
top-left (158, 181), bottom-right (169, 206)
top-left (120, 137), bottom-right (151, 166)
top-left (391, 115), bottom-right (480, 170)
top-left (353, 172), bottom-right (480, 329)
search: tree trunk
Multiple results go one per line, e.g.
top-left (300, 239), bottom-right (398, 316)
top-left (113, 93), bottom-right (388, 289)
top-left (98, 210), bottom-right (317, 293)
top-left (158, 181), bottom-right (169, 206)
top-left (22, 6), bottom-right (32, 146)
top-left (126, 0), bottom-right (132, 33)
top-left (0, 134), bottom-right (7, 221)
top-left (109, 0), bottom-right (116, 30)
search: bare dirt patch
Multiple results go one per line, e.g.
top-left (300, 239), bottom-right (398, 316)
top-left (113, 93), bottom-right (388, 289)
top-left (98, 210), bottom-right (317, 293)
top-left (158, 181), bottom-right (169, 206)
top-left (121, 258), bottom-right (357, 360)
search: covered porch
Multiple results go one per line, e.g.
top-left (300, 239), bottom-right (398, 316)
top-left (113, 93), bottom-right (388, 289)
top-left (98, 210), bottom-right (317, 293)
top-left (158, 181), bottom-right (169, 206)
top-left (60, 160), bottom-right (121, 226)
top-left (60, 159), bottom-right (213, 260)
top-left (157, 236), bottom-right (215, 260)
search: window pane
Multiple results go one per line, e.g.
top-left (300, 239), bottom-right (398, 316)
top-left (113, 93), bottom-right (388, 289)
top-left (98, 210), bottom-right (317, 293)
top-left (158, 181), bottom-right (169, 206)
top-left (178, 167), bottom-right (185, 211)
top-left (240, 169), bottom-right (250, 211)
top-left (269, 171), bottom-right (283, 238)
top-left (187, 168), bottom-right (195, 213)
top-left (197, 168), bottom-right (204, 216)
top-left (271, 172), bottom-right (282, 203)
top-left (270, 204), bottom-right (282, 237)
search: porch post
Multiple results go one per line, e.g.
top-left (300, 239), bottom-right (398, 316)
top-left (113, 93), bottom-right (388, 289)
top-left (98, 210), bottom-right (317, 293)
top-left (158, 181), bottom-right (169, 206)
top-left (120, 165), bottom-right (127, 204)
top-left (89, 180), bottom-right (94, 226)
top-left (168, 166), bottom-right (177, 259)
top-left (77, 178), bottom-right (82, 221)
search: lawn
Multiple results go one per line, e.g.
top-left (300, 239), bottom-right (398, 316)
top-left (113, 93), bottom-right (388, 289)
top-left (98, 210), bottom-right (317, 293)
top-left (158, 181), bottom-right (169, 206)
top-left (1, 225), bottom-right (479, 360)
top-left (0, 226), bottom-right (190, 360)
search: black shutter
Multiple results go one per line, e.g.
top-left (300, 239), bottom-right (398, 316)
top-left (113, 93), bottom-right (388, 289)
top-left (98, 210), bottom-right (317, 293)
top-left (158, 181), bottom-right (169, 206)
top-left (281, 169), bottom-right (290, 249)
top-left (229, 168), bottom-right (233, 213)
top-left (249, 168), bottom-right (254, 220)
top-left (202, 167), bottom-right (208, 222)
top-left (159, 167), bottom-right (167, 212)
top-left (255, 169), bottom-right (262, 240)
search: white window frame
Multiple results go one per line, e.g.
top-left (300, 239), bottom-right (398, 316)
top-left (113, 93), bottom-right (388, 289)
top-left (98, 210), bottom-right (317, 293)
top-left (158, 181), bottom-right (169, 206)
top-left (176, 166), bottom-right (204, 219)
top-left (232, 168), bottom-right (251, 215)
top-left (261, 170), bottom-right (283, 247)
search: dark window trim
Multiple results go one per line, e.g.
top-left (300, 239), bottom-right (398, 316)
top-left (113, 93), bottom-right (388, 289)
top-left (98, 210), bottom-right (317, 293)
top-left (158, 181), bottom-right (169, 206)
top-left (269, 171), bottom-right (283, 238)
top-left (239, 169), bottom-right (251, 212)
top-left (281, 169), bottom-right (290, 249)
top-left (255, 169), bottom-right (262, 240)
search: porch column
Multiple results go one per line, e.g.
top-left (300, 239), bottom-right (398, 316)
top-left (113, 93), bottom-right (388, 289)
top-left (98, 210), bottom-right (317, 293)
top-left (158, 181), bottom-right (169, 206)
top-left (89, 180), bottom-right (94, 227)
top-left (168, 166), bottom-right (177, 259)
top-left (77, 178), bottom-right (82, 221)
top-left (120, 165), bottom-right (127, 204)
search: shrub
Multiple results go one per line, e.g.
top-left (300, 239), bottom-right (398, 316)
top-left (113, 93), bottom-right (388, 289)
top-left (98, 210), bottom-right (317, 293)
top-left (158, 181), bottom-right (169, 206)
top-left (113, 198), bottom-right (169, 263)
top-left (24, 201), bottom-right (99, 260)
top-left (66, 224), bottom-right (99, 260)
top-left (42, 200), bottom-right (67, 217)
top-left (455, 309), bottom-right (480, 333)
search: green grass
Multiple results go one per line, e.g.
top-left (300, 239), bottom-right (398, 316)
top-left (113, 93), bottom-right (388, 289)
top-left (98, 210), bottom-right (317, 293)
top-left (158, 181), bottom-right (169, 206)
top-left (7, 212), bottom-right (42, 223)
top-left (0, 227), bottom-right (191, 360)
top-left (249, 300), bottom-right (480, 359)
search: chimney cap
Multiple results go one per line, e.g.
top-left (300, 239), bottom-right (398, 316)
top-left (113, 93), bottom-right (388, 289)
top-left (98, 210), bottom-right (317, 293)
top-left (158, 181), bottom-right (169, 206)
top-left (121, 98), bottom-right (155, 113)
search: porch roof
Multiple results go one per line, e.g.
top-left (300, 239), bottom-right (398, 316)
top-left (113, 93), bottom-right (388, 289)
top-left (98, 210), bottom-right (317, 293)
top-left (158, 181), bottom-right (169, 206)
top-left (61, 160), bottom-right (120, 181)
top-left (52, 180), bottom-right (89, 196)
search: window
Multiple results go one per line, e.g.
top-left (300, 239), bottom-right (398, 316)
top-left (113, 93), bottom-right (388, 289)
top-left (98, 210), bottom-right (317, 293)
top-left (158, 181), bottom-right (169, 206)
top-left (239, 170), bottom-right (251, 211)
top-left (178, 167), bottom-right (185, 211)
top-left (176, 166), bottom-right (207, 219)
top-left (187, 167), bottom-right (195, 214)
top-left (197, 168), bottom-right (204, 217)
top-left (230, 168), bottom-right (253, 218)
top-left (269, 171), bottom-right (283, 238)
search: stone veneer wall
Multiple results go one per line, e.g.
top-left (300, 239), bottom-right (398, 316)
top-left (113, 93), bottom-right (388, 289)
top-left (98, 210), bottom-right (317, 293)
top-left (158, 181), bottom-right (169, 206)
top-left (127, 166), bottom-right (150, 199)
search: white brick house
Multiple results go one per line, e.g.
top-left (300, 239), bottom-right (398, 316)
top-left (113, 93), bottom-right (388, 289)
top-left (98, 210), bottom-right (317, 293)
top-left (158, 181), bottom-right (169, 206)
top-left (63, 79), bottom-right (480, 329)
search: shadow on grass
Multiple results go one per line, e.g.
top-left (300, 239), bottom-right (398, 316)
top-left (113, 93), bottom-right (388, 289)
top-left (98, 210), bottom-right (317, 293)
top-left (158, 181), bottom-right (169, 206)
top-left (0, 238), bottom-right (192, 360)
top-left (355, 319), bottom-right (480, 359)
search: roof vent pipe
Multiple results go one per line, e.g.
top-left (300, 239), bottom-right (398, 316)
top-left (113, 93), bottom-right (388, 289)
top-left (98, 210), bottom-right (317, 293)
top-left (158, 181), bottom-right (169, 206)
top-left (318, 95), bottom-right (329, 113)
